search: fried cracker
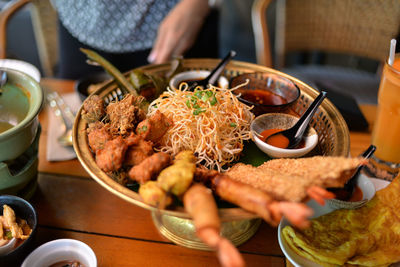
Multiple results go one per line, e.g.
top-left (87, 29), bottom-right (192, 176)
top-left (227, 156), bottom-right (365, 202)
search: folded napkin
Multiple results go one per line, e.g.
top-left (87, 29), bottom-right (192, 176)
top-left (46, 92), bottom-right (82, 161)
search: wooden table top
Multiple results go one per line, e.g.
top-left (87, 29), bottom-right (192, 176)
top-left (27, 78), bottom-right (376, 267)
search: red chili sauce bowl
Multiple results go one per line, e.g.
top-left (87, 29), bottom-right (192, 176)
top-left (230, 72), bottom-right (300, 116)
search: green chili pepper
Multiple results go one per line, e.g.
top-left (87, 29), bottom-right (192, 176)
top-left (193, 108), bottom-right (206, 115)
top-left (190, 96), bottom-right (197, 104)
top-left (5, 231), bottom-right (12, 239)
top-left (201, 93), bottom-right (209, 102)
top-left (138, 125), bottom-right (148, 133)
top-left (195, 91), bottom-right (203, 99)
top-left (209, 96), bottom-right (218, 106)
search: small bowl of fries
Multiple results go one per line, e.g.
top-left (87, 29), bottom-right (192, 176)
top-left (0, 195), bottom-right (37, 266)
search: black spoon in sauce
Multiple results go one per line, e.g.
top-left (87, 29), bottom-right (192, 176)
top-left (264, 91), bottom-right (327, 149)
top-left (186, 50), bottom-right (237, 91)
top-left (328, 145), bottom-right (376, 201)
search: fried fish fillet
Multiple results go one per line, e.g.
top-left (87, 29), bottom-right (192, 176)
top-left (282, 175), bottom-right (400, 267)
top-left (227, 156), bottom-right (365, 202)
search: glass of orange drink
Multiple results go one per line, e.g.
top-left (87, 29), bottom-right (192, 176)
top-left (371, 53), bottom-right (400, 178)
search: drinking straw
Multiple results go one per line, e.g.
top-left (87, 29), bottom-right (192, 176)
top-left (388, 39), bottom-right (396, 66)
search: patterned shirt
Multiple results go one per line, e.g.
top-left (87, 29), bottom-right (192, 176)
top-left (53, 0), bottom-right (179, 53)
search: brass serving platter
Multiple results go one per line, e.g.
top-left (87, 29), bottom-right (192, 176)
top-left (73, 59), bottom-right (350, 249)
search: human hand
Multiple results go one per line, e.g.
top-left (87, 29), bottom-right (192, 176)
top-left (148, 0), bottom-right (210, 64)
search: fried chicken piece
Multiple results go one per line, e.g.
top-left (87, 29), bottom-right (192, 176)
top-left (87, 121), bottom-right (112, 153)
top-left (124, 139), bottom-right (154, 166)
top-left (124, 132), bottom-right (142, 146)
top-left (226, 156), bottom-right (365, 202)
top-left (82, 95), bottom-right (105, 122)
top-left (2, 205), bottom-right (31, 240)
top-left (107, 94), bottom-right (146, 135)
top-left (136, 110), bottom-right (172, 143)
top-left (96, 136), bottom-right (128, 172)
top-left (128, 152), bottom-right (171, 184)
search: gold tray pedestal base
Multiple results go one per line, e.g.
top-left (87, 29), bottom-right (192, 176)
top-left (151, 211), bottom-right (262, 250)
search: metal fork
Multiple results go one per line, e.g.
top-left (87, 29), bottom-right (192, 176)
top-left (46, 91), bottom-right (75, 147)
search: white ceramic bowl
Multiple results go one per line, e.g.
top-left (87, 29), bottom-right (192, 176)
top-left (250, 113), bottom-right (318, 158)
top-left (169, 70), bottom-right (229, 90)
top-left (21, 239), bottom-right (97, 267)
top-left (327, 173), bottom-right (376, 210)
top-left (0, 59), bottom-right (40, 82)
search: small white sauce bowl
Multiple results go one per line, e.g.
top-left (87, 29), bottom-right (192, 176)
top-left (327, 173), bottom-right (376, 210)
top-left (21, 239), bottom-right (97, 267)
top-left (0, 59), bottom-right (41, 82)
top-left (169, 70), bottom-right (229, 90)
top-left (250, 113), bottom-right (318, 158)
top-left (0, 237), bottom-right (16, 256)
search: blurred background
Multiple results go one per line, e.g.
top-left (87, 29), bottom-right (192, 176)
top-left (1, 0), bottom-right (399, 108)
top-left (2, 0), bottom-right (257, 76)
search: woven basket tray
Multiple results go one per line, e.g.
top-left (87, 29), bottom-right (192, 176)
top-left (73, 59), bottom-right (350, 220)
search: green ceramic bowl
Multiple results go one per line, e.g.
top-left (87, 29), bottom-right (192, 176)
top-left (0, 68), bottom-right (43, 162)
top-left (0, 125), bottom-right (40, 198)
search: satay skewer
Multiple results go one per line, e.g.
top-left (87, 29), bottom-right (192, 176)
top-left (194, 168), bottom-right (314, 228)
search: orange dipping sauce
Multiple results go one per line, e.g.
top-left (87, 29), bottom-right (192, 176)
top-left (348, 186), bottom-right (363, 202)
top-left (259, 128), bottom-right (305, 149)
top-left (334, 186), bottom-right (363, 202)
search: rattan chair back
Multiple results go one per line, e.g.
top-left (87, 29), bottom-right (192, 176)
top-left (252, 0), bottom-right (400, 68)
top-left (0, 0), bottom-right (58, 77)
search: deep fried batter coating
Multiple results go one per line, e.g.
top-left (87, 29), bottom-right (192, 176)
top-left (139, 181), bottom-right (172, 208)
top-left (128, 152), bottom-right (171, 184)
top-left (227, 156), bottom-right (365, 202)
top-left (96, 136), bottom-right (128, 172)
top-left (87, 121), bottom-right (112, 153)
top-left (124, 132), bottom-right (142, 146)
top-left (82, 95), bottom-right (105, 122)
top-left (107, 94), bottom-right (146, 135)
top-left (157, 150), bottom-right (196, 196)
top-left (124, 139), bottom-right (154, 166)
top-left (136, 110), bottom-right (172, 143)
top-left (1, 205), bottom-right (31, 240)
top-left (194, 166), bottom-right (219, 187)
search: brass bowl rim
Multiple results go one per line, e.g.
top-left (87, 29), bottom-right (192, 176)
top-left (73, 59), bottom-right (350, 221)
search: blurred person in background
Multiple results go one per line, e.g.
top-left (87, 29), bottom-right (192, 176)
top-left (52, 0), bottom-right (220, 79)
